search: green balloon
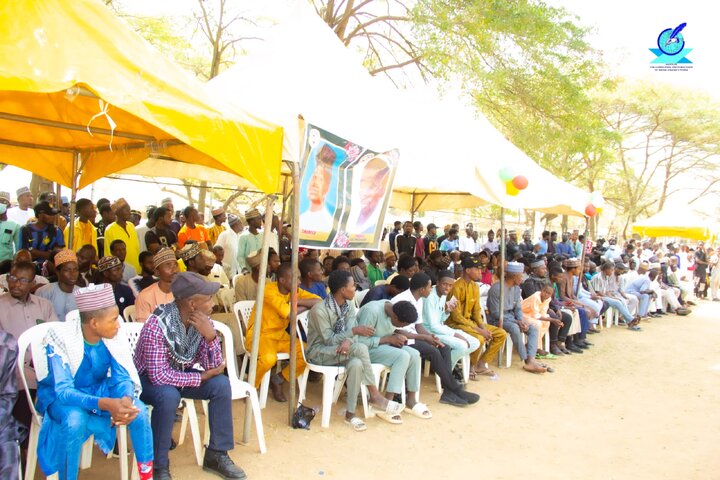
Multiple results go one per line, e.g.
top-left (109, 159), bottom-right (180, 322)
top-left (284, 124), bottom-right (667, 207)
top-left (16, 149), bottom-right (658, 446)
top-left (498, 167), bottom-right (515, 182)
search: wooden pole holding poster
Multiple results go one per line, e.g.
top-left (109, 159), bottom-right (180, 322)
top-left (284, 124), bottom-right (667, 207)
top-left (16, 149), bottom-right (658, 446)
top-left (287, 116), bottom-right (304, 425)
top-left (242, 195), bottom-right (276, 444)
top-left (499, 208), bottom-right (505, 330)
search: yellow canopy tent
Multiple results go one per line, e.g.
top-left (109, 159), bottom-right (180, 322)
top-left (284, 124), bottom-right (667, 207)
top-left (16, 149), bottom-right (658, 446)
top-left (0, 0), bottom-right (283, 199)
top-left (632, 209), bottom-right (715, 241)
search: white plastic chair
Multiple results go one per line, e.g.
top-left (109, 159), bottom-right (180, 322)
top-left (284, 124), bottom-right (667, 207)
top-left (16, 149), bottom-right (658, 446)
top-left (498, 334), bottom-right (514, 368)
top-left (231, 273), bottom-right (243, 288)
top-left (17, 323), bottom-right (130, 480)
top-left (123, 323), bottom-right (208, 467)
top-left (178, 321), bottom-right (266, 457)
top-left (123, 305), bottom-right (136, 323)
top-left (233, 300), bottom-right (293, 409)
top-left (296, 313), bottom-right (367, 428)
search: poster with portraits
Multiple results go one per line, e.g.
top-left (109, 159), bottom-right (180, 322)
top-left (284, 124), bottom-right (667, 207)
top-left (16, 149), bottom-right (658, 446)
top-left (298, 124), bottom-right (399, 249)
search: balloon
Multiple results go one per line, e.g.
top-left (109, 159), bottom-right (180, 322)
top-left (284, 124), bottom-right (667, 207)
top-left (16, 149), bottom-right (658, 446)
top-left (506, 182), bottom-right (520, 196)
top-left (591, 191), bottom-right (605, 208)
top-left (512, 175), bottom-right (528, 190)
top-left (585, 204), bottom-right (597, 217)
top-left (499, 167), bottom-right (515, 182)
top-left (596, 207), bottom-right (603, 215)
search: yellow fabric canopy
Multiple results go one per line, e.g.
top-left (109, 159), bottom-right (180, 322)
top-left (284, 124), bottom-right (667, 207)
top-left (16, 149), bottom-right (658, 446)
top-left (631, 209), bottom-right (715, 241)
top-left (0, 0), bottom-right (283, 193)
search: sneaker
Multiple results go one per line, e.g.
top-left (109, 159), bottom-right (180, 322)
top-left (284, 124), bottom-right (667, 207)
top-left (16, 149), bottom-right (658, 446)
top-left (439, 390), bottom-right (468, 407)
top-left (153, 468), bottom-right (172, 480)
top-left (456, 390), bottom-right (480, 405)
top-left (203, 449), bottom-right (247, 480)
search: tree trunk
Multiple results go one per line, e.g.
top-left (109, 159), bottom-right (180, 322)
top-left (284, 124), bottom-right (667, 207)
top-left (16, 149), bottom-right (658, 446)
top-left (197, 180), bottom-right (208, 220)
top-left (30, 173), bottom-right (53, 200)
top-left (561, 214), bottom-right (568, 233)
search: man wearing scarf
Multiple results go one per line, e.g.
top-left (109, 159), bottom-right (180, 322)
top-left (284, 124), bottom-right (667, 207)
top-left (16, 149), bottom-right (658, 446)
top-left (306, 270), bottom-right (403, 431)
top-left (35, 283), bottom-right (153, 480)
top-left (134, 272), bottom-right (245, 480)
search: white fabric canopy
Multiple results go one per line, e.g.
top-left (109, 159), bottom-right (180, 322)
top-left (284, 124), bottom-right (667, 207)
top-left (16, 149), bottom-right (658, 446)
top-left (211, 2), bottom-right (592, 216)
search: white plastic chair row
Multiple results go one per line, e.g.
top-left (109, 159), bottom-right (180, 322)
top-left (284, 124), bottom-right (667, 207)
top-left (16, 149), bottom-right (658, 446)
top-left (354, 289), bottom-right (369, 308)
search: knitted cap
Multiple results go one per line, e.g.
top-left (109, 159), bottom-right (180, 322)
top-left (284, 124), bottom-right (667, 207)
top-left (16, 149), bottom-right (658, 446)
top-left (177, 242), bottom-right (201, 261)
top-left (245, 208), bottom-right (261, 221)
top-left (74, 283), bottom-right (116, 312)
top-left (153, 247), bottom-right (176, 270)
top-left (54, 249), bottom-right (78, 267)
top-left (246, 250), bottom-right (262, 269)
top-left (97, 255), bottom-right (122, 272)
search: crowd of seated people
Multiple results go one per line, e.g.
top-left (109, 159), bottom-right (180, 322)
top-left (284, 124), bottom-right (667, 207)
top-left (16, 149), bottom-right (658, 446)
top-left (0, 186), bottom-right (710, 478)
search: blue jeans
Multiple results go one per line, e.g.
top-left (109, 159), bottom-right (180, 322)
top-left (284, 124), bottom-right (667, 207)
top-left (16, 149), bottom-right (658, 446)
top-left (602, 297), bottom-right (634, 323)
top-left (139, 375), bottom-right (233, 469)
top-left (630, 292), bottom-right (651, 316)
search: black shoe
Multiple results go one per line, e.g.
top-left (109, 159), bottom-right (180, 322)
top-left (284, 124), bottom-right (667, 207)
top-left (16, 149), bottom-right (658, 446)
top-left (581, 340), bottom-right (593, 346)
top-left (203, 449), bottom-right (247, 479)
top-left (456, 389), bottom-right (480, 405)
top-left (439, 390), bottom-right (468, 407)
top-left (154, 468), bottom-right (172, 480)
top-left (658, 310), bottom-right (668, 315)
top-left (566, 344), bottom-right (583, 353)
top-left (576, 343), bottom-right (589, 349)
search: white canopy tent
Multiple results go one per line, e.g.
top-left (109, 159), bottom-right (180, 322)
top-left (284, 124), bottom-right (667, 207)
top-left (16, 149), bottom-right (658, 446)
top-left (210, 2), bottom-right (592, 216)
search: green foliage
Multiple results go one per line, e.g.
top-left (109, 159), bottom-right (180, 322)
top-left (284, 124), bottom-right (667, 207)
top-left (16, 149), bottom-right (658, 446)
top-left (412, 0), bottom-right (613, 192)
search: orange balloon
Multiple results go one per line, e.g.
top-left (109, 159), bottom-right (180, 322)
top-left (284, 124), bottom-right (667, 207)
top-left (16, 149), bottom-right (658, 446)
top-left (512, 175), bottom-right (528, 190)
top-left (506, 182), bottom-right (520, 196)
top-left (585, 204), bottom-right (597, 217)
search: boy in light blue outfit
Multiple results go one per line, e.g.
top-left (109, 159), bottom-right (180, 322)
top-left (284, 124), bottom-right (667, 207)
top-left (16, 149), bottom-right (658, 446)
top-left (422, 270), bottom-right (480, 368)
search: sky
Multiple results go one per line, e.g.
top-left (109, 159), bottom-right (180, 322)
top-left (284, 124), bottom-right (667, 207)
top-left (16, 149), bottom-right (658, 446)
top-left (1, 0), bottom-right (717, 218)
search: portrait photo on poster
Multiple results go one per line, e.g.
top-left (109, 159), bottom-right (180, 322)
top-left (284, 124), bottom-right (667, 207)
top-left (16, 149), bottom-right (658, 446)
top-left (341, 150), bottom-right (398, 241)
top-left (298, 138), bottom-right (346, 241)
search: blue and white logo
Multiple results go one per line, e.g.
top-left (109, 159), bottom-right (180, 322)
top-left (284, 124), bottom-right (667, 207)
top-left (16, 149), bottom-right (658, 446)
top-left (650, 22), bottom-right (692, 64)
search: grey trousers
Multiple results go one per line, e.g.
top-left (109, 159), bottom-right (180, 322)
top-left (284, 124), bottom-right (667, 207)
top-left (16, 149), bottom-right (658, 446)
top-left (368, 345), bottom-right (421, 394)
top-left (502, 319), bottom-right (539, 361)
top-left (308, 342), bottom-right (375, 415)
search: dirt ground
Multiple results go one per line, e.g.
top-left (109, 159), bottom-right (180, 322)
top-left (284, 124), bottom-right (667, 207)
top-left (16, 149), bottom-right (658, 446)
top-left (74, 301), bottom-right (720, 480)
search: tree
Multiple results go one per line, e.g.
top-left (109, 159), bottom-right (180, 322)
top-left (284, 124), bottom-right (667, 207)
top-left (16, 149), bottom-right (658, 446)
top-left (594, 81), bottom-right (720, 237)
top-left (311, 0), bottom-right (428, 83)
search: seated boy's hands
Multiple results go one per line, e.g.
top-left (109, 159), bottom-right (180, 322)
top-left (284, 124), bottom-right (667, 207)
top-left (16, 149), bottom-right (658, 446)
top-left (102, 396), bottom-right (139, 426)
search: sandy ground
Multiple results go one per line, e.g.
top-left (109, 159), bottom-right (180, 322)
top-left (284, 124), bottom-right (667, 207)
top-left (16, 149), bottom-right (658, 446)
top-left (68, 301), bottom-right (720, 480)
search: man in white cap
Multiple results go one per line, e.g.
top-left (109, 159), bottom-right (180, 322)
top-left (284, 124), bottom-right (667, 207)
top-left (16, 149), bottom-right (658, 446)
top-left (34, 283), bottom-right (154, 480)
top-left (215, 214), bottom-right (243, 279)
top-left (487, 261), bottom-right (547, 373)
top-left (207, 207), bottom-right (226, 246)
top-left (134, 272), bottom-right (246, 480)
top-left (7, 187), bottom-right (33, 226)
top-left (0, 191), bottom-right (20, 262)
top-left (236, 208), bottom-right (264, 274)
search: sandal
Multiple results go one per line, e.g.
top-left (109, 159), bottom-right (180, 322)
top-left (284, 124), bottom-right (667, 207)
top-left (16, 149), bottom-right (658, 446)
top-left (345, 416), bottom-right (368, 432)
top-left (407, 402), bottom-right (432, 419)
top-left (376, 411), bottom-right (403, 424)
top-left (468, 371), bottom-right (480, 382)
top-left (474, 368), bottom-right (497, 377)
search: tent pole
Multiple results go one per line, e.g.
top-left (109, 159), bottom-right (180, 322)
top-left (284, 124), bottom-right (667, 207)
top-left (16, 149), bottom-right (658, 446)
top-left (242, 195), bottom-right (276, 444)
top-left (499, 208), bottom-right (505, 330)
top-left (410, 192), bottom-right (416, 222)
top-left (576, 218), bottom-right (589, 296)
top-left (280, 174), bottom-right (289, 224)
top-left (67, 151), bottom-right (80, 248)
top-left (288, 161), bottom-right (301, 424)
